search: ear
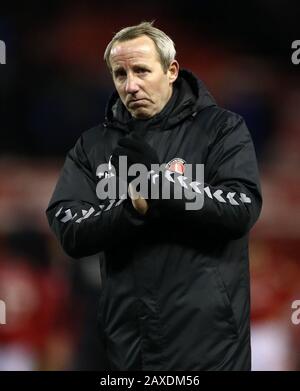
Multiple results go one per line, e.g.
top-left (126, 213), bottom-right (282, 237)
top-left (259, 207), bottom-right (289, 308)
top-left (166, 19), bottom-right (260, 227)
top-left (168, 60), bottom-right (179, 84)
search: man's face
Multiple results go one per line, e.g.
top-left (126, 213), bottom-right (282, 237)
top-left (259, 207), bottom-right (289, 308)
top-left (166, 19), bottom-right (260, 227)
top-left (110, 35), bottom-right (178, 119)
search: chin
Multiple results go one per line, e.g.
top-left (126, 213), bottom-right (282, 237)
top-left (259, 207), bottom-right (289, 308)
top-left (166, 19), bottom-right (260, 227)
top-left (132, 109), bottom-right (153, 119)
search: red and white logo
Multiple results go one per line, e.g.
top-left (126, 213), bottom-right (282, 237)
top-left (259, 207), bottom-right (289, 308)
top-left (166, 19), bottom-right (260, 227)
top-left (165, 158), bottom-right (186, 174)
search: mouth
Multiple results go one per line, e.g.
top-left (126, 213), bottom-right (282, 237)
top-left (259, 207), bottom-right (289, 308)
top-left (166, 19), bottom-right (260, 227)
top-left (128, 98), bottom-right (149, 106)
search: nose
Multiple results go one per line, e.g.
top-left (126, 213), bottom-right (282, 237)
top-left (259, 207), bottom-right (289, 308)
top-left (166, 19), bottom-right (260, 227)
top-left (125, 74), bottom-right (139, 94)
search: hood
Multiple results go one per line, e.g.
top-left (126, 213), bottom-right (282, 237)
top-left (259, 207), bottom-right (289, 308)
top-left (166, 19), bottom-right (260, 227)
top-left (104, 69), bottom-right (216, 133)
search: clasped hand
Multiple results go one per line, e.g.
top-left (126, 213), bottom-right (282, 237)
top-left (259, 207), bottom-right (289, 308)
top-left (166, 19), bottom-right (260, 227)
top-left (111, 133), bottom-right (160, 215)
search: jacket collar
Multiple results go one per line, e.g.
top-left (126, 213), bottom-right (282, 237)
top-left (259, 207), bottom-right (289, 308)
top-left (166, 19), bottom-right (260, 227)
top-left (104, 69), bottom-right (216, 132)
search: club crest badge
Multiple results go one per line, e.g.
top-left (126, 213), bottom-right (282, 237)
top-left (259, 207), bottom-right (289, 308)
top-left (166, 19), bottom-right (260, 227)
top-left (165, 158), bottom-right (186, 174)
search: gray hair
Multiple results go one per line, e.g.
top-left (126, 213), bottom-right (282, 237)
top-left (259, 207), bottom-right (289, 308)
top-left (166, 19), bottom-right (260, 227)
top-left (104, 21), bottom-right (176, 73)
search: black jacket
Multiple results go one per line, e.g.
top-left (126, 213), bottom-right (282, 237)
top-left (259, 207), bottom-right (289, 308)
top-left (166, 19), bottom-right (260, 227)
top-left (46, 69), bottom-right (262, 370)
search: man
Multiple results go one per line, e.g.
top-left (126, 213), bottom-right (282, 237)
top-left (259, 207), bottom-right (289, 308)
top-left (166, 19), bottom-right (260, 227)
top-left (46, 21), bottom-right (262, 370)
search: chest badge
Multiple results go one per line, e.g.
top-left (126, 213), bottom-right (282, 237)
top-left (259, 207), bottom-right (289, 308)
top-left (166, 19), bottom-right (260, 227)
top-left (165, 158), bottom-right (186, 174)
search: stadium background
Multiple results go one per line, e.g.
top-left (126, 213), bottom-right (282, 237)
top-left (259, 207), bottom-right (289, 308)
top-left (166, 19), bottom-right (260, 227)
top-left (0, 0), bottom-right (299, 370)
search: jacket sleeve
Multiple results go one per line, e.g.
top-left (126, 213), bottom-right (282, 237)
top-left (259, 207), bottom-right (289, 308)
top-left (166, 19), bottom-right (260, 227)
top-left (151, 114), bottom-right (262, 239)
top-left (46, 136), bottom-right (146, 259)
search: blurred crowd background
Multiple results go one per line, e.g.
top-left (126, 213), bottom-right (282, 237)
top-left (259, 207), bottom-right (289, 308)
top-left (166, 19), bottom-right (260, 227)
top-left (0, 0), bottom-right (299, 370)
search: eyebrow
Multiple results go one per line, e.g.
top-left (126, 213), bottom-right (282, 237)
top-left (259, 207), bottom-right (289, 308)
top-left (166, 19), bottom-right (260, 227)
top-left (112, 67), bottom-right (125, 74)
top-left (112, 64), bottom-right (151, 73)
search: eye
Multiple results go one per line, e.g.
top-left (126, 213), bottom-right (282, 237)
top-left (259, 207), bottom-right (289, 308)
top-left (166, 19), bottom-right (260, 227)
top-left (135, 67), bottom-right (150, 74)
top-left (114, 69), bottom-right (126, 79)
